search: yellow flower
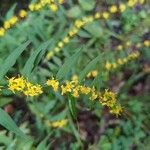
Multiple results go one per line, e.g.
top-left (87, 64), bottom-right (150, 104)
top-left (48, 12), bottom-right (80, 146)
top-left (46, 78), bottom-right (59, 91)
top-left (100, 89), bottom-right (117, 107)
top-left (49, 4), bottom-right (58, 12)
top-left (119, 4), bottom-right (126, 12)
top-left (127, 0), bottom-right (137, 7)
top-left (54, 47), bottom-right (60, 52)
top-left (4, 21), bottom-right (11, 29)
top-left (79, 86), bottom-right (91, 95)
top-left (71, 75), bottom-right (78, 84)
top-left (90, 87), bottom-right (98, 101)
top-left (63, 37), bottom-right (70, 43)
top-left (8, 76), bottom-right (26, 93)
top-left (58, 42), bottom-right (64, 48)
top-left (126, 41), bottom-right (131, 47)
top-left (9, 16), bottom-right (18, 25)
top-left (122, 58), bottom-right (128, 63)
top-left (47, 119), bottom-right (68, 128)
top-left (19, 10), bottom-right (27, 18)
top-left (117, 58), bottom-right (124, 65)
top-left (29, 4), bottom-right (35, 11)
top-left (34, 4), bottom-right (42, 10)
top-left (109, 5), bottom-right (117, 13)
top-left (144, 40), bottom-right (150, 47)
top-left (61, 81), bottom-right (74, 95)
top-left (110, 105), bottom-right (123, 116)
top-left (139, 0), bottom-right (145, 4)
top-left (46, 51), bottom-right (54, 60)
top-left (91, 70), bottom-right (98, 77)
top-left (74, 20), bottom-right (84, 28)
top-left (58, 0), bottom-right (65, 4)
top-left (94, 12), bottom-right (101, 19)
top-left (117, 45), bottom-right (123, 51)
top-left (24, 82), bottom-right (43, 96)
top-left (86, 72), bottom-right (92, 78)
top-left (72, 87), bottom-right (80, 98)
top-left (105, 61), bottom-right (112, 70)
top-left (102, 12), bottom-right (110, 19)
top-left (0, 27), bottom-right (5, 36)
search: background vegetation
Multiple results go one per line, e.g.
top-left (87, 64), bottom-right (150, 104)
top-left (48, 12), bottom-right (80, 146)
top-left (0, 0), bottom-right (150, 149)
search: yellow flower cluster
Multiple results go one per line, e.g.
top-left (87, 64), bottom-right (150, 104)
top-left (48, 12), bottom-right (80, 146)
top-left (8, 76), bottom-right (43, 96)
top-left (46, 78), bottom-right (59, 91)
top-left (85, 39), bottom-right (150, 79)
top-left (100, 90), bottom-right (123, 116)
top-left (144, 40), bottom-right (150, 47)
top-left (46, 119), bottom-right (68, 128)
top-left (29, 0), bottom-right (63, 12)
top-left (86, 51), bottom-right (140, 78)
top-left (127, 0), bottom-right (145, 7)
top-left (24, 82), bottom-right (43, 97)
top-left (87, 70), bottom-right (98, 78)
top-left (46, 76), bottom-right (122, 115)
top-left (0, 10), bottom-right (27, 37)
top-left (105, 51), bottom-right (140, 71)
top-left (46, 16), bottom-right (96, 60)
top-left (8, 76), bottom-right (26, 93)
top-left (0, 0), bottom-right (65, 37)
top-left (4, 75), bottom-right (122, 115)
top-left (117, 40), bottom-right (150, 51)
top-left (45, 1), bottom-right (144, 60)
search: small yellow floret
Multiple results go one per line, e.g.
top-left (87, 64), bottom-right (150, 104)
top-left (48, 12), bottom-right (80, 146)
top-left (79, 86), bottom-right (91, 95)
top-left (127, 0), bottom-right (136, 7)
top-left (0, 28), bottom-right (5, 36)
top-left (63, 37), bottom-right (69, 43)
top-left (94, 12), bottom-right (101, 19)
top-left (117, 45), bottom-right (123, 51)
top-left (58, 0), bottom-right (65, 4)
top-left (103, 12), bottom-right (110, 19)
top-left (47, 119), bottom-right (68, 128)
top-left (139, 0), bottom-right (145, 4)
top-left (109, 5), bottom-right (117, 13)
top-left (119, 4), bottom-right (126, 12)
top-left (29, 4), bottom-right (35, 11)
top-left (19, 10), bottom-right (27, 18)
top-left (9, 16), bottom-right (18, 25)
top-left (46, 78), bottom-right (59, 91)
top-left (49, 4), bottom-right (58, 12)
top-left (24, 82), bottom-right (43, 96)
top-left (105, 61), bottom-right (112, 70)
top-left (4, 21), bottom-right (11, 29)
top-left (91, 70), bottom-right (98, 77)
top-left (46, 51), bottom-right (54, 60)
top-left (58, 42), bottom-right (64, 48)
top-left (144, 40), bottom-right (150, 47)
top-left (8, 76), bottom-right (26, 93)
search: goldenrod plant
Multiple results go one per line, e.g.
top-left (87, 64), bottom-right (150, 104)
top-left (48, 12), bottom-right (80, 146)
top-left (0, 0), bottom-right (149, 149)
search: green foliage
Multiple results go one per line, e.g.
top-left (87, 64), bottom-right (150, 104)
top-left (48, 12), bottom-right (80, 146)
top-left (0, 0), bottom-right (149, 149)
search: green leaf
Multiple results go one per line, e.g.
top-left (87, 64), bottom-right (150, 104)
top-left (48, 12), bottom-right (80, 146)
top-left (84, 22), bottom-right (103, 38)
top-left (79, 0), bottom-right (96, 11)
top-left (79, 54), bottom-right (101, 82)
top-left (68, 96), bottom-right (77, 119)
top-left (56, 47), bottom-right (82, 80)
top-left (37, 135), bottom-right (50, 150)
top-left (0, 98), bottom-right (13, 107)
top-left (22, 40), bottom-right (51, 78)
top-left (0, 108), bottom-right (28, 139)
top-left (5, 4), bottom-right (16, 19)
top-left (0, 41), bottom-right (30, 80)
top-left (67, 6), bottom-right (82, 18)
